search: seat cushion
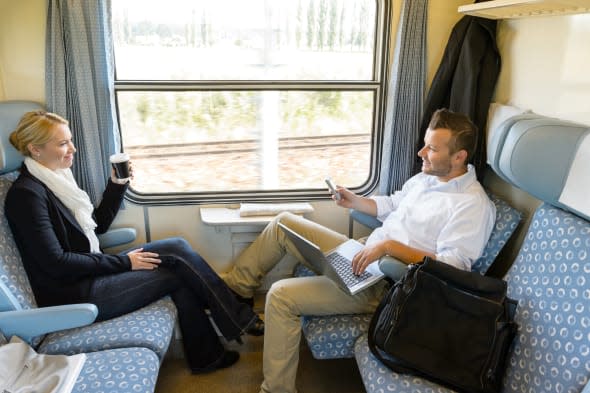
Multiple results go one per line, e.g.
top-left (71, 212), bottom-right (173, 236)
top-left (72, 347), bottom-right (159, 393)
top-left (354, 334), bottom-right (455, 393)
top-left (293, 264), bottom-right (372, 359)
top-left (39, 297), bottom-right (177, 361)
top-left (302, 313), bottom-right (372, 359)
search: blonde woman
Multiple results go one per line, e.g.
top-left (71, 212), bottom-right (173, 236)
top-left (5, 110), bottom-right (264, 374)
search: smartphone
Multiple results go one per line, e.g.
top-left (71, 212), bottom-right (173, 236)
top-left (325, 177), bottom-right (342, 200)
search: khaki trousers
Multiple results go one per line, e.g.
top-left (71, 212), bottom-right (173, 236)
top-left (221, 212), bottom-right (387, 393)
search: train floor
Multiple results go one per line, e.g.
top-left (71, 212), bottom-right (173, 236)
top-left (155, 294), bottom-right (366, 393)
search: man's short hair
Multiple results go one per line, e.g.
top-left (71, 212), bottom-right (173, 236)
top-left (428, 109), bottom-right (478, 162)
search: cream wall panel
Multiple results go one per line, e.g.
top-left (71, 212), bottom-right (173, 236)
top-left (100, 203), bottom-right (148, 254)
top-left (495, 14), bottom-right (590, 125)
top-left (144, 200), bottom-right (349, 274)
top-left (0, 0), bottom-right (45, 102)
top-left (147, 204), bottom-right (234, 272)
top-left (426, 1), bottom-right (466, 88)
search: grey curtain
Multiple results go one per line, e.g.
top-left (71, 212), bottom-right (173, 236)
top-left (378, 0), bottom-right (428, 195)
top-left (46, 0), bottom-right (120, 204)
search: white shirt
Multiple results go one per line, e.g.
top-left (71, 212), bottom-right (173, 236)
top-left (366, 165), bottom-right (495, 271)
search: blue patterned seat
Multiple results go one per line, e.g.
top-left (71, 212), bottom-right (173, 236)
top-left (296, 193), bottom-right (522, 360)
top-left (72, 347), bottom-right (160, 393)
top-left (0, 172), bottom-right (177, 360)
top-left (38, 297), bottom-right (176, 358)
top-left (355, 203), bottom-right (590, 392)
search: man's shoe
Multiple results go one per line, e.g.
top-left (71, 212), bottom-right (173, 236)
top-left (191, 350), bottom-right (240, 374)
top-left (245, 316), bottom-right (264, 336)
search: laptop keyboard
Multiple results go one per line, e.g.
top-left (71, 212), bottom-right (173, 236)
top-left (327, 252), bottom-right (372, 287)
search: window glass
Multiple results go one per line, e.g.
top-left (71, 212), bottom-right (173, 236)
top-left (117, 90), bottom-right (372, 193)
top-left (112, 0), bottom-right (385, 197)
top-left (113, 0), bottom-right (377, 80)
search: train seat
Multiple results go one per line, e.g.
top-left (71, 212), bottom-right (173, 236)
top-left (355, 114), bottom-right (590, 392)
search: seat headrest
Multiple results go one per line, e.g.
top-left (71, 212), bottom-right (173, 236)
top-left (0, 101), bottom-right (45, 175)
top-left (488, 113), bottom-right (590, 221)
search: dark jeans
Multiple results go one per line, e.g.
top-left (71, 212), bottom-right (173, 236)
top-left (87, 237), bottom-right (257, 370)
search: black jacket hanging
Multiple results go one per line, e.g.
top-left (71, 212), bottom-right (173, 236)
top-left (416, 16), bottom-right (500, 180)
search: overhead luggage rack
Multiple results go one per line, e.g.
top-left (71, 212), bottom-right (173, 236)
top-left (458, 0), bottom-right (590, 19)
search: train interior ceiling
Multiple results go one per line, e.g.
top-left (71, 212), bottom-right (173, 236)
top-left (1, 0), bottom-right (589, 392)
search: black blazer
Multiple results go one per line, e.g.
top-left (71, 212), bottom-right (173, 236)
top-left (5, 165), bottom-right (131, 307)
top-left (417, 16), bottom-right (500, 179)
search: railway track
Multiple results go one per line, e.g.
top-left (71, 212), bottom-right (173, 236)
top-left (126, 134), bottom-right (370, 158)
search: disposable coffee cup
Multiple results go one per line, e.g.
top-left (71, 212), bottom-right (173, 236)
top-left (110, 152), bottom-right (130, 179)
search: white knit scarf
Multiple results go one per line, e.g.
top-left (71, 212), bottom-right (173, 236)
top-left (24, 157), bottom-right (101, 253)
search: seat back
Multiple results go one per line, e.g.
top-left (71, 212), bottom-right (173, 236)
top-left (489, 113), bottom-right (590, 221)
top-left (491, 114), bottom-right (590, 392)
top-left (472, 192), bottom-right (522, 273)
top-left (0, 172), bottom-right (38, 312)
top-left (0, 101), bottom-right (44, 174)
top-left (502, 203), bottom-right (589, 392)
top-left (0, 101), bottom-right (44, 312)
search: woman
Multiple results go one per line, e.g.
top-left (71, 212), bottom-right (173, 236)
top-left (5, 110), bottom-right (264, 374)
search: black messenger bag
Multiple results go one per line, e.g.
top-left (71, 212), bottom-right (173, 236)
top-left (368, 257), bottom-right (518, 393)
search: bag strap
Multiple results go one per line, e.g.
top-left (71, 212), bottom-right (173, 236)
top-left (367, 283), bottom-right (393, 364)
top-left (367, 262), bottom-right (421, 371)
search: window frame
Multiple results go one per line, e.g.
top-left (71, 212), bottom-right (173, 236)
top-left (113, 0), bottom-right (391, 205)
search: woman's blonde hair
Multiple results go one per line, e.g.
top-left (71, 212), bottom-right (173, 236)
top-left (9, 111), bottom-right (69, 157)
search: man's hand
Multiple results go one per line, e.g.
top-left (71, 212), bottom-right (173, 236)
top-left (353, 240), bottom-right (435, 274)
top-left (351, 242), bottom-right (387, 275)
top-left (333, 186), bottom-right (357, 208)
top-left (332, 186), bottom-right (378, 217)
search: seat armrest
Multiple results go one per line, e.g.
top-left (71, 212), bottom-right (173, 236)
top-left (378, 256), bottom-right (408, 281)
top-left (350, 209), bottom-right (382, 230)
top-left (0, 303), bottom-right (98, 343)
top-left (98, 227), bottom-right (137, 249)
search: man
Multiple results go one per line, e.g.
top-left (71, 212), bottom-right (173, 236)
top-left (222, 108), bottom-right (496, 393)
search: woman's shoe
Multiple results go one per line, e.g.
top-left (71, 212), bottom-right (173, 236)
top-left (245, 316), bottom-right (264, 336)
top-left (230, 288), bottom-right (254, 308)
top-left (191, 350), bottom-right (240, 374)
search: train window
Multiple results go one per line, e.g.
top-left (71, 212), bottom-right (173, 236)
top-left (112, 0), bottom-right (389, 200)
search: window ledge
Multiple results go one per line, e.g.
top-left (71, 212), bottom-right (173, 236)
top-left (201, 203), bottom-right (314, 226)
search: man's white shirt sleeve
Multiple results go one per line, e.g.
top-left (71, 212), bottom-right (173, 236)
top-left (366, 165), bottom-right (496, 271)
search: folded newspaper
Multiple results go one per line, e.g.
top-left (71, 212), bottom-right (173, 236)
top-left (239, 203), bottom-right (314, 217)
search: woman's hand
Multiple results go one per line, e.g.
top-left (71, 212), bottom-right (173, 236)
top-left (127, 248), bottom-right (161, 270)
top-left (111, 161), bottom-right (134, 185)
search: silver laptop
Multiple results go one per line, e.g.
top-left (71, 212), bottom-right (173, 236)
top-left (279, 222), bottom-right (384, 295)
